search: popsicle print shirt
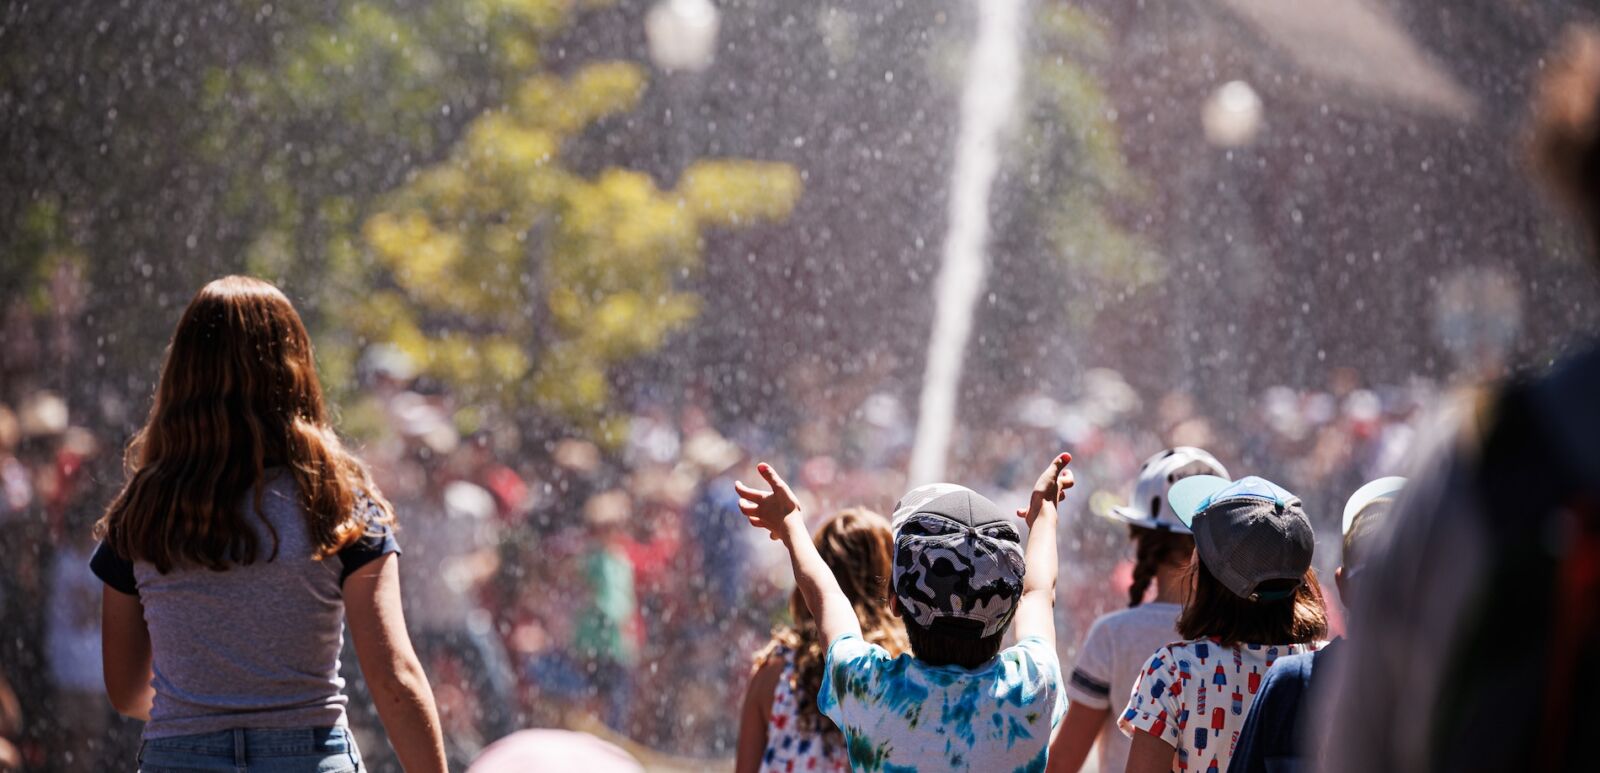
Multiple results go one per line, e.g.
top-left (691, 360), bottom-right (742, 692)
top-left (818, 634), bottom-right (1064, 772)
top-left (1118, 638), bottom-right (1322, 773)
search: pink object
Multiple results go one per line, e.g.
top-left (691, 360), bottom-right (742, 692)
top-left (468, 730), bottom-right (644, 773)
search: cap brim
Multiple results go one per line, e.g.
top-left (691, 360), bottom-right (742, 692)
top-left (1102, 506), bottom-right (1194, 535)
top-left (1166, 475), bottom-right (1231, 528)
top-left (1342, 476), bottom-right (1406, 536)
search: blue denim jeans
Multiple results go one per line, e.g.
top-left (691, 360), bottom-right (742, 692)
top-left (138, 727), bottom-right (362, 772)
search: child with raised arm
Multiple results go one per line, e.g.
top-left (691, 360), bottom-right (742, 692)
top-left (736, 453), bottom-right (1073, 771)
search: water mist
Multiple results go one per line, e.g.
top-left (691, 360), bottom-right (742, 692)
top-left (908, 0), bottom-right (1027, 485)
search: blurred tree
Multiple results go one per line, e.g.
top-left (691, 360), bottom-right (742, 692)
top-left (1013, 5), bottom-right (1153, 291)
top-left (970, 4), bottom-right (1152, 411)
top-left (359, 63), bottom-right (799, 434)
top-left (199, 0), bottom-right (800, 435)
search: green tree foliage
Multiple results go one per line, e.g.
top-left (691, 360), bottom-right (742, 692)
top-left (1016, 5), bottom-right (1154, 291)
top-left (965, 4), bottom-right (1151, 397)
top-left (202, 0), bottom-right (800, 433)
top-left (361, 62), bottom-right (799, 430)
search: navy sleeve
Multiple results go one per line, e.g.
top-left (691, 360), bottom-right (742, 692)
top-left (338, 495), bottom-right (400, 584)
top-left (90, 540), bottom-right (139, 595)
top-left (1228, 658), bottom-right (1309, 773)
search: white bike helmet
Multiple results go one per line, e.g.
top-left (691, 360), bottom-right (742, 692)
top-left (1104, 446), bottom-right (1229, 535)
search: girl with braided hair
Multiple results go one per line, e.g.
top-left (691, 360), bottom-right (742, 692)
top-left (1048, 447), bottom-right (1226, 773)
top-left (735, 508), bottom-right (908, 773)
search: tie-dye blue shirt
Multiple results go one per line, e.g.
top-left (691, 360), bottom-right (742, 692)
top-left (818, 633), bottom-right (1065, 772)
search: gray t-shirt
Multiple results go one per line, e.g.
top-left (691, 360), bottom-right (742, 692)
top-left (1063, 601), bottom-right (1181, 773)
top-left (91, 470), bottom-right (398, 739)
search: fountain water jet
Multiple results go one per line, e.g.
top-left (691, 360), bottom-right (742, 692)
top-left (908, 0), bottom-right (1027, 486)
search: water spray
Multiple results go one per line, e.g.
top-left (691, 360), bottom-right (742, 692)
top-left (907, 0), bottom-right (1027, 486)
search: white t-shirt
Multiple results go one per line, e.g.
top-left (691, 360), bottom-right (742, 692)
top-left (398, 480), bottom-right (498, 630)
top-left (1119, 638), bottom-right (1322, 773)
top-left (818, 634), bottom-right (1065, 771)
top-left (1063, 602), bottom-right (1181, 773)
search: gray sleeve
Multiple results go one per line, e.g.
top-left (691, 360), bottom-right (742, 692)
top-left (1064, 616), bottom-right (1115, 709)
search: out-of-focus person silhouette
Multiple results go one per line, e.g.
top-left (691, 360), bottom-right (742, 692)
top-left (574, 490), bottom-right (641, 734)
top-left (46, 445), bottom-right (113, 773)
top-left (388, 395), bottom-right (516, 761)
top-left (1315, 26), bottom-right (1600, 772)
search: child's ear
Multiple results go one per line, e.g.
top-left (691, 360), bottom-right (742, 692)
top-left (889, 595), bottom-right (899, 615)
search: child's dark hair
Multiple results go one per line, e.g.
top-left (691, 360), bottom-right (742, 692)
top-left (900, 617), bottom-right (1005, 669)
top-left (1176, 558), bottom-right (1328, 646)
top-left (1127, 526), bottom-right (1195, 607)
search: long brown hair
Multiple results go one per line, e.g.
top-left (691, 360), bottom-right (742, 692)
top-left (1176, 558), bottom-right (1327, 647)
top-left (755, 508), bottom-right (907, 743)
top-left (1127, 526), bottom-right (1194, 607)
top-left (96, 276), bottom-right (392, 572)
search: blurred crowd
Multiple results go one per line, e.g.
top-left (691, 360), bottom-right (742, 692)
top-left (0, 355), bottom-right (1439, 770)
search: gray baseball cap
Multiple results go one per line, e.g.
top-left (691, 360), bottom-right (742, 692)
top-left (890, 484), bottom-right (1025, 638)
top-left (1167, 475), bottom-right (1315, 601)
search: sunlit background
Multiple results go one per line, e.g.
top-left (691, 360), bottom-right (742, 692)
top-left (3, 0), bottom-right (1597, 769)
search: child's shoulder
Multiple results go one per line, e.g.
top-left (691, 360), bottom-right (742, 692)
top-left (826, 634), bottom-right (900, 670)
top-left (1138, 637), bottom-right (1218, 665)
top-left (1092, 601), bottom-right (1179, 630)
top-left (992, 636), bottom-right (1065, 679)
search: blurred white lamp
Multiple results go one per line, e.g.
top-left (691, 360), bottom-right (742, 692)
top-left (1202, 80), bottom-right (1263, 148)
top-left (645, 0), bottom-right (721, 73)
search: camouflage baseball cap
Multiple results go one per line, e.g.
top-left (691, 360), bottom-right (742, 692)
top-left (890, 484), bottom-right (1025, 639)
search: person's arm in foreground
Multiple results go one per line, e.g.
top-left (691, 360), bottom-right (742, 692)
top-left (736, 464), bottom-right (862, 646)
top-left (345, 553), bottom-right (448, 773)
top-left (1125, 729), bottom-right (1177, 773)
top-left (101, 587), bottom-right (155, 720)
top-left (734, 656), bottom-right (784, 773)
top-left (1014, 452), bottom-right (1073, 648)
top-left (1047, 701), bottom-right (1107, 773)
top-left (0, 673), bottom-right (19, 769)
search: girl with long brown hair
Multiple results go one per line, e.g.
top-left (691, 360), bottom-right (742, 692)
top-left (735, 507), bottom-right (908, 773)
top-left (1049, 447), bottom-right (1224, 773)
top-left (91, 276), bottom-right (447, 772)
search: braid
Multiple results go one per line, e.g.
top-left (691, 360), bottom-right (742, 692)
top-left (1127, 526), bottom-right (1195, 608)
top-left (1128, 526), bottom-right (1162, 607)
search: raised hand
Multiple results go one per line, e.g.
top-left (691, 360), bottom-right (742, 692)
top-left (738, 463), bottom-right (864, 645)
top-left (735, 463), bottom-right (802, 541)
top-left (1018, 452), bottom-right (1074, 526)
